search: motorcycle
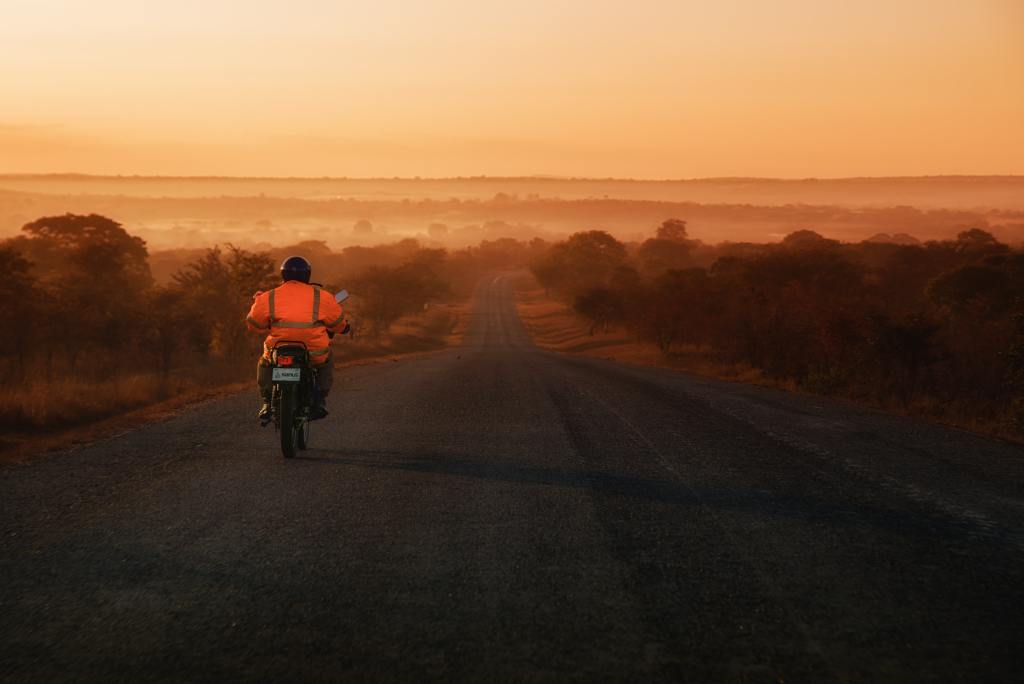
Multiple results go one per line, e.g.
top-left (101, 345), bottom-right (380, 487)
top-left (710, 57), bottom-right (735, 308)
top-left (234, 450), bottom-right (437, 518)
top-left (268, 289), bottom-right (350, 459)
top-left (269, 341), bottom-right (317, 458)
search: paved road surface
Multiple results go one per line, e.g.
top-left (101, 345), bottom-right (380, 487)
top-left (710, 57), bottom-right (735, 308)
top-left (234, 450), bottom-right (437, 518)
top-left (2, 276), bottom-right (1023, 681)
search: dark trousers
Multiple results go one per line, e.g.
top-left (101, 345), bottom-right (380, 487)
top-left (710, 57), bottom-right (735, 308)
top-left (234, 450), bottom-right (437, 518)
top-left (257, 353), bottom-right (333, 401)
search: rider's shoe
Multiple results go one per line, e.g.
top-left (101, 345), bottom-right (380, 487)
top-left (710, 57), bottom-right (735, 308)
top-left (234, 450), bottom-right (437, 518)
top-left (309, 403), bottom-right (328, 421)
top-left (258, 400), bottom-right (273, 426)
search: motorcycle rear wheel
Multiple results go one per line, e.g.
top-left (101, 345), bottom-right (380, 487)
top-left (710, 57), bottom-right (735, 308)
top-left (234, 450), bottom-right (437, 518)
top-left (279, 384), bottom-right (298, 459)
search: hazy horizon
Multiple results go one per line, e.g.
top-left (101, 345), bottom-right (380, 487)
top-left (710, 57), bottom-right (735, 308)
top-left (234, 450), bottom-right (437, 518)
top-left (4, 174), bottom-right (1023, 252)
top-left (4, 172), bottom-right (1024, 181)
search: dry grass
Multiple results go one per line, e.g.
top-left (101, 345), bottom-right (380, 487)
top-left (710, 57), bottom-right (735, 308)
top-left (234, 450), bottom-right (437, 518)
top-left (333, 301), bottom-right (467, 366)
top-left (0, 375), bottom-right (172, 431)
top-left (0, 365), bottom-right (246, 434)
top-left (0, 375), bottom-right (251, 462)
top-left (1, 302), bottom-right (470, 461)
top-left (517, 287), bottom-right (782, 385)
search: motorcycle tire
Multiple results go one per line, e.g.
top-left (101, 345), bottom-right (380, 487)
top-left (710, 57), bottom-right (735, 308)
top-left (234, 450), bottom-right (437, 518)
top-left (279, 384), bottom-right (298, 459)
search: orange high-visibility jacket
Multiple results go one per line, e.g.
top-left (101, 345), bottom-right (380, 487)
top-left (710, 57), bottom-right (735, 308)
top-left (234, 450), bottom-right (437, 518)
top-left (246, 281), bottom-right (346, 363)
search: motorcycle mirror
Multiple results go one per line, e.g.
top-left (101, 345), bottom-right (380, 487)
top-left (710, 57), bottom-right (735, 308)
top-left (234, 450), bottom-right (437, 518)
top-left (335, 289), bottom-right (349, 303)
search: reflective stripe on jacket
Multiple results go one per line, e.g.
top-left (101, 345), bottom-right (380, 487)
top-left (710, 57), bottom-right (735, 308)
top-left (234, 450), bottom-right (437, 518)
top-left (245, 281), bottom-right (346, 363)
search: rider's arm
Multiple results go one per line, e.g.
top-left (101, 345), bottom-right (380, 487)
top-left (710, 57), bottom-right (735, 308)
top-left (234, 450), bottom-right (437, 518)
top-left (245, 291), bottom-right (272, 332)
top-left (318, 291), bottom-right (348, 334)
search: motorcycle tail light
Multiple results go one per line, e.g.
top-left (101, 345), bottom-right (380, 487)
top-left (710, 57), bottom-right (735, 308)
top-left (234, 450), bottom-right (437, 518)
top-left (277, 356), bottom-right (294, 366)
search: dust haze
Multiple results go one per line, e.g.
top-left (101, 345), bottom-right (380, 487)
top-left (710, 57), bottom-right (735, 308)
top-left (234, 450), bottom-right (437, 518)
top-left (2, 175), bottom-right (1022, 262)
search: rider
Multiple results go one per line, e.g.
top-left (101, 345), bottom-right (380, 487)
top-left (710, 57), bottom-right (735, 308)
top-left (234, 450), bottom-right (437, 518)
top-left (246, 256), bottom-right (349, 421)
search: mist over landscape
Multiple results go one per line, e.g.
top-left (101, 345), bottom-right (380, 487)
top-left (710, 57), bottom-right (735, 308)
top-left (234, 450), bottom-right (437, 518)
top-left (2, 175), bottom-right (1022, 259)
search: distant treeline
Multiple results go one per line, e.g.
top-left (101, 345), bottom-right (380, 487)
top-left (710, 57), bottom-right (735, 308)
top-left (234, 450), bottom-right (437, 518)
top-left (533, 220), bottom-right (1024, 438)
top-left (4, 188), bottom-right (1023, 248)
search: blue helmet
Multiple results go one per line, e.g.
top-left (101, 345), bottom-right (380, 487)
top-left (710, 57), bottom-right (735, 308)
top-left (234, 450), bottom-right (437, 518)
top-left (280, 256), bottom-right (311, 283)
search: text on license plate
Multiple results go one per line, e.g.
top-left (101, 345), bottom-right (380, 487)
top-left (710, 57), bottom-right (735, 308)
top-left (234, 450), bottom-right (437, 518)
top-left (272, 368), bottom-right (301, 382)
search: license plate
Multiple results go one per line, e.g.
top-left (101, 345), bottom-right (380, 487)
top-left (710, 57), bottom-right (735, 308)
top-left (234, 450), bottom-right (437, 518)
top-left (272, 368), bottom-right (301, 382)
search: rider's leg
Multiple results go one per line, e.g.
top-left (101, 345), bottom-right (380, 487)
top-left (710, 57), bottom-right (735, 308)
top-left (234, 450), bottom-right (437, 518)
top-left (309, 352), bottom-right (333, 419)
top-left (315, 353), bottom-right (334, 398)
top-left (257, 357), bottom-right (273, 419)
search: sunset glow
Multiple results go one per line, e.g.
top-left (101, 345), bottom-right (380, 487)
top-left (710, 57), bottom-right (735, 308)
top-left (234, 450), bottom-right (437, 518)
top-left (2, 0), bottom-right (1021, 177)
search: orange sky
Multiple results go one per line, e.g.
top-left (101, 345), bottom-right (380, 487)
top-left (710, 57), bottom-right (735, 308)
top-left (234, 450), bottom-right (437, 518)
top-left (1, 0), bottom-right (1021, 178)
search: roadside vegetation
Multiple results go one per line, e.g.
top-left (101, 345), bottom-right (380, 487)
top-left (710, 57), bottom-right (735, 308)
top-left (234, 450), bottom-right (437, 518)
top-left (6, 210), bottom-right (1021, 450)
top-left (0, 213), bottom-right (541, 451)
top-left (529, 221), bottom-right (1024, 441)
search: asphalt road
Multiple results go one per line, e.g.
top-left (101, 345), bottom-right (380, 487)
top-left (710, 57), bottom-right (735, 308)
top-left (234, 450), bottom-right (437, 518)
top-left (2, 275), bottom-right (1023, 682)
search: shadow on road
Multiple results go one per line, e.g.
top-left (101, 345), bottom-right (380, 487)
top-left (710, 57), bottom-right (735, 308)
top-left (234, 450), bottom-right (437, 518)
top-left (295, 448), bottom-right (1009, 546)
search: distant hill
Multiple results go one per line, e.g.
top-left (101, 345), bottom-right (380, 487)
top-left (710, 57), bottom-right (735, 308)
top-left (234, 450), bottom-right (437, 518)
top-left (1, 174), bottom-right (1023, 210)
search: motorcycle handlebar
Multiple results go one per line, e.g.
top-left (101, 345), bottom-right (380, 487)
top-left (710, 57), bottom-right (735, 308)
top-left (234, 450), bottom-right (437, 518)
top-left (327, 323), bottom-right (353, 340)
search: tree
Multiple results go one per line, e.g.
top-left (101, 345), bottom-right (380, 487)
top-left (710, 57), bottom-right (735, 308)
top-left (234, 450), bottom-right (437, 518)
top-left (638, 219), bottom-right (695, 276)
top-left (21, 213), bottom-right (151, 286)
top-left (574, 288), bottom-right (625, 335)
top-left (0, 246), bottom-right (37, 379)
top-left (636, 268), bottom-right (715, 353)
top-left (1008, 309), bottom-right (1024, 431)
top-left (868, 313), bottom-right (940, 404)
top-left (14, 214), bottom-right (153, 373)
top-left (781, 230), bottom-right (839, 251)
top-left (638, 238), bottom-right (690, 276)
top-left (743, 249), bottom-right (863, 295)
top-left (146, 286), bottom-right (201, 377)
top-left (656, 218), bottom-right (688, 242)
top-left (352, 261), bottom-right (450, 337)
top-left (530, 230), bottom-right (627, 298)
top-left (173, 245), bottom-right (276, 358)
top-left (929, 264), bottom-right (1014, 318)
top-left (954, 228), bottom-right (1007, 256)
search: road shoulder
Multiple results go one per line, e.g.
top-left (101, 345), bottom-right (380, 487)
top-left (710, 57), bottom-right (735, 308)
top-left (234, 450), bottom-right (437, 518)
top-left (514, 283), bottom-right (1022, 445)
